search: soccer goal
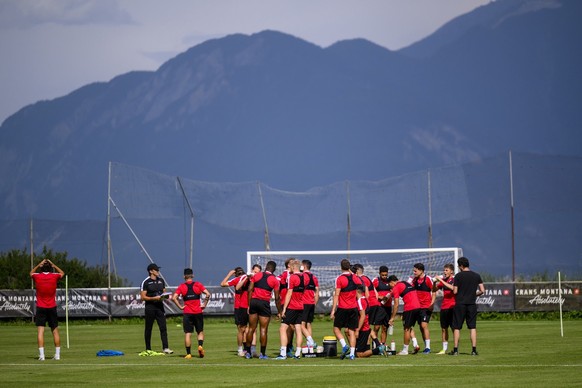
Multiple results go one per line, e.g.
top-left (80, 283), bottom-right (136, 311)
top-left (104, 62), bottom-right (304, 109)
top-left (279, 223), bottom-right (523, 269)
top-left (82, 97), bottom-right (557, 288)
top-left (246, 248), bottom-right (463, 289)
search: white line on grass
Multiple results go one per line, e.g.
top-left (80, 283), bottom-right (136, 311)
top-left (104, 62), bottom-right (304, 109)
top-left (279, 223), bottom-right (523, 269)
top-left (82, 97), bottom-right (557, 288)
top-left (2, 363), bottom-right (581, 368)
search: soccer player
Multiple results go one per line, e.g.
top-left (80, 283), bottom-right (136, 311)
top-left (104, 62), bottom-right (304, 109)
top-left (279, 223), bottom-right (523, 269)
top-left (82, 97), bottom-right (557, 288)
top-left (301, 259), bottom-right (319, 351)
top-left (141, 263), bottom-right (173, 355)
top-left (330, 258), bottom-right (363, 360)
top-left (277, 259), bottom-right (309, 359)
top-left (277, 258), bottom-right (295, 356)
top-left (353, 263), bottom-right (384, 352)
top-left (30, 257), bottom-right (65, 361)
top-left (173, 268), bottom-right (211, 359)
top-left (387, 275), bottom-right (421, 355)
top-left (412, 263), bottom-right (436, 354)
top-left (244, 260), bottom-right (280, 359)
top-left (433, 263), bottom-right (456, 354)
top-left (221, 267), bottom-right (249, 356)
top-left (372, 266), bottom-right (392, 346)
top-left (450, 257), bottom-right (485, 356)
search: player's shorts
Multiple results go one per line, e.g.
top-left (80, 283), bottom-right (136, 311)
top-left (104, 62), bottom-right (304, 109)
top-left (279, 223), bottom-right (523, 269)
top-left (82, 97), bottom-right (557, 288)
top-left (402, 309), bottom-right (420, 329)
top-left (301, 304), bottom-right (315, 323)
top-left (35, 306), bottom-right (59, 329)
top-left (452, 303), bottom-right (478, 330)
top-left (333, 307), bottom-right (359, 330)
top-left (183, 313), bottom-right (204, 333)
top-left (249, 299), bottom-right (271, 317)
top-left (234, 307), bottom-right (249, 326)
top-left (368, 305), bottom-right (388, 326)
top-left (417, 308), bottom-right (432, 325)
top-left (440, 308), bottom-right (454, 329)
top-left (282, 308), bottom-right (303, 325)
top-left (356, 329), bottom-right (371, 352)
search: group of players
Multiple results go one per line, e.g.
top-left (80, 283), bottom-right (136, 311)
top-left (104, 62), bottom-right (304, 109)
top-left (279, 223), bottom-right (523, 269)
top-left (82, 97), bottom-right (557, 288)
top-left (219, 255), bottom-right (481, 360)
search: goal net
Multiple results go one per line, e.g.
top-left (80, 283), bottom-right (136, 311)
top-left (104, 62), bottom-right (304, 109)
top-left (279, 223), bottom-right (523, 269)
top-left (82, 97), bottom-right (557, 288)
top-left (246, 248), bottom-right (462, 289)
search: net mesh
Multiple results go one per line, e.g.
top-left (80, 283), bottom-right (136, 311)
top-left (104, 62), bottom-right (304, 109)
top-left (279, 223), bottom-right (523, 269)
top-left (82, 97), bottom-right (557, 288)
top-left (248, 249), bottom-right (460, 289)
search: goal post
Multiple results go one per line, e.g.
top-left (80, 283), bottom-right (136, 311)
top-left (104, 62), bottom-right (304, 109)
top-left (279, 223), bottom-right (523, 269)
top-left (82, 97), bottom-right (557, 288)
top-left (246, 247), bottom-right (463, 289)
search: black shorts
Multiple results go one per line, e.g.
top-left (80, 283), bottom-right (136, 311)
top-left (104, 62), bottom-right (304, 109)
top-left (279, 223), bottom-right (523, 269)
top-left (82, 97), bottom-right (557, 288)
top-left (368, 305), bottom-right (388, 326)
top-left (356, 329), bottom-right (371, 352)
top-left (402, 309), bottom-right (420, 329)
top-left (249, 299), bottom-right (271, 317)
top-left (183, 313), bottom-right (204, 334)
top-left (301, 304), bottom-right (315, 323)
top-left (440, 308), bottom-right (454, 329)
top-left (333, 307), bottom-right (359, 330)
top-left (418, 308), bottom-right (432, 325)
top-left (235, 307), bottom-right (249, 326)
top-left (35, 307), bottom-right (59, 329)
top-left (282, 308), bottom-right (303, 325)
top-left (452, 304), bottom-right (478, 330)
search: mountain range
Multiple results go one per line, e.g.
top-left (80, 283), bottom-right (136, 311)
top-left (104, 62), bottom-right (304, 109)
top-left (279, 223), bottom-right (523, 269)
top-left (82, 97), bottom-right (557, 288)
top-left (1, 0), bottom-right (581, 284)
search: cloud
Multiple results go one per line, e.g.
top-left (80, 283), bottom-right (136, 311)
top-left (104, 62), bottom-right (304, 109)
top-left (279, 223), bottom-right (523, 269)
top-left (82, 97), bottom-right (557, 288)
top-left (0, 0), bottom-right (134, 29)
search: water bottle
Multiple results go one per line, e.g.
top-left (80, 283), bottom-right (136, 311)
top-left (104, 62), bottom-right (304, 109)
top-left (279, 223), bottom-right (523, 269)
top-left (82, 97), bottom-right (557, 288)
top-left (388, 324), bottom-right (394, 335)
top-left (390, 339), bottom-right (396, 352)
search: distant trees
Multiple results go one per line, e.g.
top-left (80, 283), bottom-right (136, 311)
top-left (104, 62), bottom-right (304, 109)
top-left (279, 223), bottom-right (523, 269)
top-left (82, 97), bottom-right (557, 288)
top-left (0, 247), bottom-right (129, 289)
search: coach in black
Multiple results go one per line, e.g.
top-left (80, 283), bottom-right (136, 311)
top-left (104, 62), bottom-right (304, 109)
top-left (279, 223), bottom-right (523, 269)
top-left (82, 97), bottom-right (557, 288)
top-left (450, 257), bottom-right (485, 356)
top-left (141, 263), bottom-right (173, 354)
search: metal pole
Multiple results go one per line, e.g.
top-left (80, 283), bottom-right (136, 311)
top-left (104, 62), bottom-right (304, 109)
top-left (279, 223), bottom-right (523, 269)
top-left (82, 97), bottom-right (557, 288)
top-left (558, 271), bottom-right (564, 337)
top-left (346, 181), bottom-right (351, 252)
top-left (427, 170), bottom-right (433, 248)
top-left (509, 151), bottom-right (516, 282)
top-left (257, 182), bottom-right (271, 251)
top-left (177, 177), bottom-right (195, 269)
top-left (107, 162), bottom-right (112, 321)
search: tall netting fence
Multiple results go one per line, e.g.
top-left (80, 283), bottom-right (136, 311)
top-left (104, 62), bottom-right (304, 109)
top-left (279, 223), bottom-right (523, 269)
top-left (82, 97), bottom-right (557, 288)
top-left (2, 152), bottom-right (581, 287)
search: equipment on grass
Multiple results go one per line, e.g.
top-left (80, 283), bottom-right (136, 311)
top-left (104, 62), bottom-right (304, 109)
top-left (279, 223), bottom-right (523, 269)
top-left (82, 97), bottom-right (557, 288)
top-left (247, 248), bottom-right (462, 289)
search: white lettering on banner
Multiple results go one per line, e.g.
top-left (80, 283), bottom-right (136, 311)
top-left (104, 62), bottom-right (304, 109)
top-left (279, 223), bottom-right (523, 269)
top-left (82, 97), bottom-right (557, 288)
top-left (516, 289), bottom-right (537, 296)
top-left (63, 302), bottom-right (96, 312)
top-left (539, 288), bottom-right (572, 295)
top-left (113, 294), bottom-right (140, 301)
top-left (528, 295), bottom-right (565, 306)
top-left (484, 289), bottom-right (504, 296)
top-left (206, 300), bottom-right (225, 309)
top-left (0, 301), bottom-right (32, 313)
top-left (125, 300), bottom-right (145, 311)
top-left (476, 296), bottom-right (495, 307)
top-left (322, 296), bottom-right (333, 308)
top-left (8, 295), bottom-right (34, 302)
top-left (319, 290), bottom-right (332, 298)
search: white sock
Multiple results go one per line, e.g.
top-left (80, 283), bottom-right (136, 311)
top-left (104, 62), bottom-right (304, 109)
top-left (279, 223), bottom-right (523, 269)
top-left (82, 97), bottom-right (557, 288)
top-left (339, 338), bottom-right (347, 348)
top-left (295, 348), bottom-right (301, 357)
top-left (350, 347), bottom-right (355, 356)
top-left (237, 346), bottom-right (243, 353)
top-left (443, 342), bottom-right (448, 351)
top-left (280, 346), bottom-right (287, 357)
top-left (39, 347), bottom-right (45, 358)
top-left (306, 336), bottom-right (314, 346)
top-left (250, 345), bottom-right (256, 354)
top-left (411, 337), bottom-right (418, 347)
top-left (425, 340), bottom-right (430, 349)
top-left (402, 344), bottom-right (409, 353)
top-left (55, 347), bottom-right (61, 357)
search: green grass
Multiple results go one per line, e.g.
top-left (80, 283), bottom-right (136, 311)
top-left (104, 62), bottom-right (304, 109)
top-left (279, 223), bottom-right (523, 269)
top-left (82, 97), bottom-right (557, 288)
top-left (1, 316), bottom-right (581, 387)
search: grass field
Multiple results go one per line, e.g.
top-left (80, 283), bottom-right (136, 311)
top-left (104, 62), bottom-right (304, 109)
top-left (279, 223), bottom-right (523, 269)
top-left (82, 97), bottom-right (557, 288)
top-left (1, 316), bottom-right (581, 387)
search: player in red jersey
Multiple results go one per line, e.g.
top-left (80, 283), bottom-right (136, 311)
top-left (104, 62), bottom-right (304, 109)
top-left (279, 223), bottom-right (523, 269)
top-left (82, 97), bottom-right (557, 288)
top-left (277, 258), bottom-right (295, 356)
top-left (30, 257), bottom-right (65, 361)
top-left (330, 259), bottom-right (363, 360)
top-left (244, 261), bottom-right (280, 359)
top-left (173, 268), bottom-right (211, 358)
top-left (388, 275), bottom-right (421, 355)
top-left (412, 263), bottom-right (436, 354)
top-left (372, 265), bottom-right (392, 346)
top-left (353, 264), bottom-right (384, 353)
top-left (221, 266), bottom-right (252, 356)
top-left (433, 263), bottom-right (456, 354)
top-left (301, 259), bottom-right (319, 351)
top-left (277, 259), bottom-right (309, 359)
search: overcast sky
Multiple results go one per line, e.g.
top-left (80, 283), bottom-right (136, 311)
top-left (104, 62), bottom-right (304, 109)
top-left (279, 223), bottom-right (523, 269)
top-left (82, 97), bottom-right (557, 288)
top-left (0, 0), bottom-right (491, 124)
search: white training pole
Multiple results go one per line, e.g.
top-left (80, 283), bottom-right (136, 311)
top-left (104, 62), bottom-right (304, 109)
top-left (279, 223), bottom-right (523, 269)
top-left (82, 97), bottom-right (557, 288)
top-left (558, 271), bottom-right (563, 337)
top-left (66, 275), bottom-right (70, 348)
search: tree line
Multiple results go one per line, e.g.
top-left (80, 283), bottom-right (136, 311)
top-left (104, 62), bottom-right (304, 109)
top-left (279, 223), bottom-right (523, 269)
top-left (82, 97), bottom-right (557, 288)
top-left (0, 247), bottom-right (129, 289)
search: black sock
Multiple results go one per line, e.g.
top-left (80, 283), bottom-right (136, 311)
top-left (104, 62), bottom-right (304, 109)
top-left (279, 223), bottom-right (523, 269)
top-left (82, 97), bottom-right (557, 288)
top-left (198, 340), bottom-right (204, 347)
top-left (261, 346), bottom-right (267, 355)
top-left (186, 346), bottom-right (191, 355)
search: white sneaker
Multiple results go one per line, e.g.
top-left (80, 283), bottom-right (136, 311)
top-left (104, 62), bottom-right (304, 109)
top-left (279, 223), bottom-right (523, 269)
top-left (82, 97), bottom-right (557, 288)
top-left (163, 348), bottom-right (174, 354)
top-left (53, 355), bottom-right (60, 360)
top-left (397, 350), bottom-right (409, 355)
top-left (238, 350), bottom-right (247, 357)
top-left (38, 356), bottom-right (45, 361)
